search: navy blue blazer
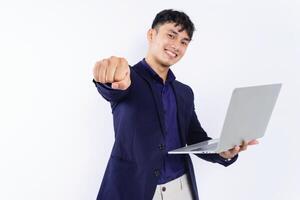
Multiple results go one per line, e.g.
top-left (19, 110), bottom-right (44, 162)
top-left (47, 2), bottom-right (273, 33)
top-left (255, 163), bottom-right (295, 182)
top-left (94, 60), bottom-right (238, 200)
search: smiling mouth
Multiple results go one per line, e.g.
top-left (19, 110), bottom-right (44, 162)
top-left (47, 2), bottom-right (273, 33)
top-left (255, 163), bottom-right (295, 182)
top-left (164, 49), bottom-right (178, 58)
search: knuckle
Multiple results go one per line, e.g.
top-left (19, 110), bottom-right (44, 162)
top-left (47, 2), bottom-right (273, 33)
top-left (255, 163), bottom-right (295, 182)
top-left (119, 57), bottom-right (127, 65)
top-left (102, 58), bottom-right (108, 65)
top-left (94, 61), bottom-right (101, 70)
top-left (120, 57), bottom-right (126, 62)
top-left (98, 61), bottom-right (106, 70)
top-left (94, 61), bottom-right (100, 67)
top-left (109, 56), bottom-right (119, 64)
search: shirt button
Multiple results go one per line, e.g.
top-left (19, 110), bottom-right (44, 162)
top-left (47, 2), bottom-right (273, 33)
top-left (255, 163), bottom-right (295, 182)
top-left (154, 169), bottom-right (160, 177)
top-left (159, 144), bottom-right (165, 150)
top-left (162, 186), bottom-right (166, 192)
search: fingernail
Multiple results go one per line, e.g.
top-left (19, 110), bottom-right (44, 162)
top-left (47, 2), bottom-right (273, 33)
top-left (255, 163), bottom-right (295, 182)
top-left (112, 83), bottom-right (118, 89)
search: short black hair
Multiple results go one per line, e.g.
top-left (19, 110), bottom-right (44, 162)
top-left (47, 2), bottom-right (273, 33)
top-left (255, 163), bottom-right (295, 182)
top-left (151, 9), bottom-right (195, 40)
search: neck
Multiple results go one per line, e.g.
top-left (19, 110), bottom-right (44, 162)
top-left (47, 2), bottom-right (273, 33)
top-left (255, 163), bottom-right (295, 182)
top-left (145, 54), bottom-right (169, 83)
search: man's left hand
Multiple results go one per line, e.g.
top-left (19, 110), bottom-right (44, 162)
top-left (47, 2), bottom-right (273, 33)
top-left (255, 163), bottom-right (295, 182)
top-left (219, 140), bottom-right (259, 159)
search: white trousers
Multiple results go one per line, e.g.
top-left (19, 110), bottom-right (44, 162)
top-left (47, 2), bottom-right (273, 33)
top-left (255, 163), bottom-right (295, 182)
top-left (152, 174), bottom-right (194, 200)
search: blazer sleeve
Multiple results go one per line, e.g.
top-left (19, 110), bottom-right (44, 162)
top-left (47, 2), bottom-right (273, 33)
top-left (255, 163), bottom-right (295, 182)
top-left (93, 79), bottom-right (131, 103)
top-left (187, 91), bottom-right (238, 167)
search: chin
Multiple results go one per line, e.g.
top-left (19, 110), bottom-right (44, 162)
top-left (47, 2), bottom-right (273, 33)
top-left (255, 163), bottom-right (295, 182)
top-left (159, 60), bottom-right (174, 67)
top-left (160, 57), bottom-right (180, 67)
top-left (165, 59), bottom-right (180, 66)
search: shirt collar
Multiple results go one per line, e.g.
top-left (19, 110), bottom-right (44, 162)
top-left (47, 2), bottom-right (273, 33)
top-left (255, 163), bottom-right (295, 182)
top-left (140, 58), bottom-right (176, 84)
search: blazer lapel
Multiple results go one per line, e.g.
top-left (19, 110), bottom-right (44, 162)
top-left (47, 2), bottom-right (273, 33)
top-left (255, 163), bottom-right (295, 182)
top-left (133, 63), bottom-right (167, 137)
top-left (171, 82), bottom-right (187, 145)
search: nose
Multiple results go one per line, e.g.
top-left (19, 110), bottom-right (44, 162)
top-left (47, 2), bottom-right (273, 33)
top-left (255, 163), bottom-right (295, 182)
top-left (170, 42), bottom-right (180, 52)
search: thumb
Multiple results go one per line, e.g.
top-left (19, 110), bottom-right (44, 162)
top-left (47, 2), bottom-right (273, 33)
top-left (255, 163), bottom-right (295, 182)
top-left (112, 82), bottom-right (126, 90)
top-left (248, 140), bottom-right (259, 145)
top-left (111, 78), bottom-right (130, 90)
top-left (112, 71), bottom-right (131, 90)
top-left (112, 79), bottom-right (130, 90)
top-left (111, 82), bottom-right (119, 89)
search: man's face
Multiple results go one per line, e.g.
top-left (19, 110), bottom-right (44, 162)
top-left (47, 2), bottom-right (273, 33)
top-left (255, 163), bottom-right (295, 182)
top-left (147, 22), bottom-right (191, 67)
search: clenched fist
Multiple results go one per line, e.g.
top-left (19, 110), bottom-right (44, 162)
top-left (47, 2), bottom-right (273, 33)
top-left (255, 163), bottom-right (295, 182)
top-left (93, 56), bottom-right (131, 90)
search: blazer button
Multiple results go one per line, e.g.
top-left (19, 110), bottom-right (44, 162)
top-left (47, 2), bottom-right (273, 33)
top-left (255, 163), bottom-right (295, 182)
top-left (159, 144), bottom-right (165, 150)
top-left (154, 169), bottom-right (160, 177)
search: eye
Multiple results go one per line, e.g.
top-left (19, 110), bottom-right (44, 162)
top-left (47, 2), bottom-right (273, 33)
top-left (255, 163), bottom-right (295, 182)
top-left (167, 34), bottom-right (175, 39)
top-left (181, 41), bottom-right (188, 46)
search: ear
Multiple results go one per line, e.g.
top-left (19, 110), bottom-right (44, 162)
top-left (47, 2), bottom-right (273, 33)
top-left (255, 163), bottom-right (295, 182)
top-left (147, 28), bottom-right (156, 42)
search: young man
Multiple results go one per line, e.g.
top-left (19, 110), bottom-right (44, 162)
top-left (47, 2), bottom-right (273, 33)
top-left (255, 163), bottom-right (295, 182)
top-left (93, 9), bottom-right (258, 200)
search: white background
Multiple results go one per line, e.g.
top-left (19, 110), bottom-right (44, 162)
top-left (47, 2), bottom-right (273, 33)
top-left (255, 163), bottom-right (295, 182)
top-left (0, 0), bottom-right (299, 199)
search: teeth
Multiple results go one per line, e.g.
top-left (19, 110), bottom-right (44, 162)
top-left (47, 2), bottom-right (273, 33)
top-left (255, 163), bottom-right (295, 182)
top-left (165, 50), bottom-right (177, 58)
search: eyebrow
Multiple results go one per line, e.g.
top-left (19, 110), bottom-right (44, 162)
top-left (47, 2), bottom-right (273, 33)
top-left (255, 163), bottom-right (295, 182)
top-left (168, 29), bottom-right (191, 42)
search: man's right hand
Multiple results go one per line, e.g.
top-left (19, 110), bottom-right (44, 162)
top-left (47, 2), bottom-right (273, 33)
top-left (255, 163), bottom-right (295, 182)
top-left (93, 56), bottom-right (131, 90)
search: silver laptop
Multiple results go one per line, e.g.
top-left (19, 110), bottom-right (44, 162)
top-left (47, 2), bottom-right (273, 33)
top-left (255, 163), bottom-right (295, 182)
top-left (168, 83), bottom-right (282, 154)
